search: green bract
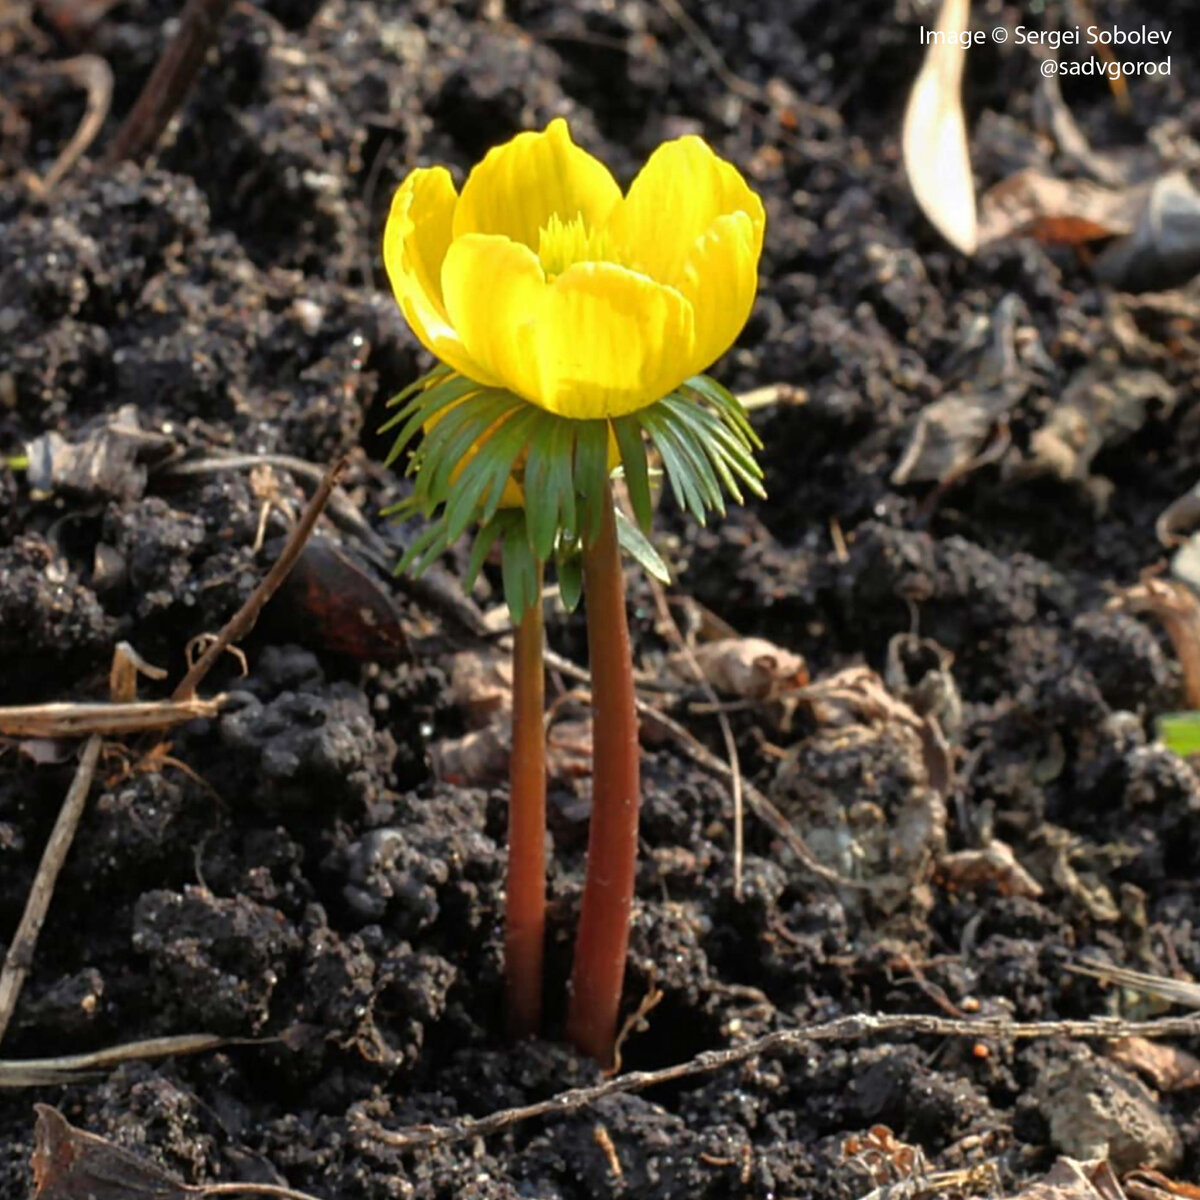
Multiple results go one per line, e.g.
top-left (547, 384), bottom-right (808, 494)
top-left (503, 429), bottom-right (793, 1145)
top-left (381, 370), bottom-right (764, 619)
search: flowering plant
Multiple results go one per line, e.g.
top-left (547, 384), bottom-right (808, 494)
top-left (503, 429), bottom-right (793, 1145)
top-left (380, 118), bottom-right (765, 1063)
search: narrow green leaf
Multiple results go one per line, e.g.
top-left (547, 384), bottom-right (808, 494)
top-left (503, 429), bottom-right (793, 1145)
top-left (640, 407), bottom-right (714, 523)
top-left (685, 375), bottom-right (762, 448)
top-left (385, 364), bottom-right (451, 409)
top-left (501, 518), bottom-right (539, 622)
top-left (379, 494), bottom-right (422, 520)
top-left (615, 508), bottom-right (671, 583)
top-left (574, 419), bottom-right (610, 545)
top-left (383, 375), bottom-right (483, 466)
top-left (662, 394), bottom-right (759, 469)
top-left (424, 391), bottom-right (523, 503)
top-left (659, 395), bottom-right (762, 503)
top-left (673, 417), bottom-right (727, 516)
top-left (411, 522), bottom-right (455, 577)
top-left (652, 403), bottom-right (729, 515)
top-left (557, 552), bottom-right (583, 611)
top-left (550, 418), bottom-right (578, 542)
top-left (440, 405), bottom-right (533, 543)
top-left (612, 415), bottom-right (654, 532)
top-left (396, 517), bottom-right (450, 576)
top-left (522, 412), bottom-right (570, 561)
top-left (477, 405), bottom-right (541, 523)
top-left (462, 516), bottom-right (508, 593)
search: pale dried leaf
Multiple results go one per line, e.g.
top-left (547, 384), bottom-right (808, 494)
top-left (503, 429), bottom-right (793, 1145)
top-left (667, 637), bottom-right (807, 700)
top-left (1109, 1037), bottom-right (1200, 1091)
top-left (902, 0), bottom-right (977, 254)
top-left (1009, 1157), bottom-right (1125, 1200)
top-left (938, 840), bottom-right (1043, 898)
top-left (446, 647), bottom-right (514, 728)
top-left (430, 725), bottom-right (509, 786)
top-left (977, 168), bottom-right (1143, 246)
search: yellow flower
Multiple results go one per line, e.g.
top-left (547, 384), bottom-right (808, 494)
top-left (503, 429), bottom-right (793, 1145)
top-left (384, 119), bottom-right (765, 421)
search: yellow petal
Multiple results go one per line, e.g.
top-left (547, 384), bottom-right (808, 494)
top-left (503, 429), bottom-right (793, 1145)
top-left (677, 211), bottom-right (760, 374)
top-left (452, 118), bottom-right (622, 251)
top-left (441, 233), bottom-right (547, 400)
top-left (530, 263), bottom-right (695, 419)
top-left (383, 167), bottom-right (500, 385)
top-left (606, 136), bottom-right (765, 290)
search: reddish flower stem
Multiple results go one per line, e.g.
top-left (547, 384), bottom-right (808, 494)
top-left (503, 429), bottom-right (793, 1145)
top-left (505, 562), bottom-right (546, 1038)
top-left (568, 487), bottom-right (640, 1065)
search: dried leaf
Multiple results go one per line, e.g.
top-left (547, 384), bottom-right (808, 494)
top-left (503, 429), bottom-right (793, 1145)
top-left (23, 405), bottom-right (173, 502)
top-left (1126, 1169), bottom-right (1200, 1200)
top-left (977, 169), bottom-right (1143, 247)
top-left (547, 717), bottom-right (593, 779)
top-left (1017, 366), bottom-right (1176, 488)
top-left (1156, 483), bottom-right (1200, 549)
top-left (893, 294), bottom-right (1030, 486)
top-left (430, 725), bottom-right (509, 786)
top-left (667, 637), bottom-right (807, 700)
top-left (938, 840), bottom-right (1043, 898)
top-left (902, 0), bottom-right (977, 254)
top-left (1095, 173), bottom-right (1200, 292)
top-left (1009, 1157), bottom-right (1125, 1200)
top-left (1109, 1037), bottom-right (1200, 1091)
top-left (30, 1104), bottom-right (321, 1199)
top-left (272, 536), bottom-right (408, 664)
top-left (431, 716), bottom-right (594, 786)
top-left (32, 1103), bottom-right (189, 1198)
top-left (839, 1125), bottom-right (925, 1186)
top-left (446, 647), bottom-right (514, 728)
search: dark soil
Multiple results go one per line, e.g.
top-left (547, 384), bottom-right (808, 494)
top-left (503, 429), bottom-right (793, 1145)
top-left (3, 0), bottom-right (1200, 1196)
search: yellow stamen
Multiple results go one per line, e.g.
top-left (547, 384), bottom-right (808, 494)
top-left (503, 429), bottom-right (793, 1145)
top-left (537, 212), bottom-right (619, 280)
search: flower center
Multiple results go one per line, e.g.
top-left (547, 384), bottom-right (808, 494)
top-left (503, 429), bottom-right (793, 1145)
top-left (537, 212), bottom-right (619, 280)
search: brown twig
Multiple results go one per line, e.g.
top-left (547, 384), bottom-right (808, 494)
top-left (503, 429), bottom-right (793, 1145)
top-left (173, 456), bottom-right (347, 700)
top-left (199, 1185), bottom-right (324, 1199)
top-left (1, 1033), bottom-right (229, 1088)
top-left (358, 1012), bottom-right (1200, 1151)
top-left (103, 0), bottom-right (234, 165)
top-left (0, 696), bottom-right (224, 739)
top-left (26, 55), bottom-right (112, 195)
top-left (0, 734), bottom-right (101, 1046)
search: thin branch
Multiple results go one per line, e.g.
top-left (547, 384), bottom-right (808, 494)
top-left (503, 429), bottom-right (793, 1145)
top-left (172, 456), bottom-right (347, 700)
top-left (199, 1184), bottom-right (324, 1199)
top-left (0, 735), bottom-right (102, 1045)
top-left (358, 1012), bottom-right (1200, 1150)
top-left (104, 0), bottom-right (234, 164)
top-left (0, 696), bottom-right (224, 739)
top-left (1, 1033), bottom-right (230, 1088)
top-left (26, 55), bottom-right (112, 195)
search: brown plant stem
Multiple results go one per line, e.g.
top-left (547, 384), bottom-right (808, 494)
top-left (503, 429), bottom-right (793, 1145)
top-left (505, 562), bottom-right (546, 1038)
top-left (0, 735), bottom-right (101, 1047)
top-left (567, 486), bottom-right (640, 1065)
top-left (104, 0), bottom-right (234, 165)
